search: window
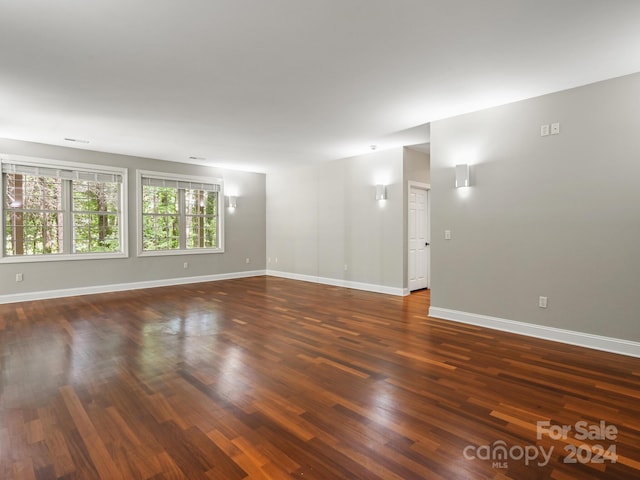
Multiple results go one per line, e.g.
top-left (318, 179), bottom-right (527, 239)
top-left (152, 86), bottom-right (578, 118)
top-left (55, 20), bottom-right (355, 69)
top-left (1, 156), bottom-right (127, 262)
top-left (138, 170), bottom-right (223, 255)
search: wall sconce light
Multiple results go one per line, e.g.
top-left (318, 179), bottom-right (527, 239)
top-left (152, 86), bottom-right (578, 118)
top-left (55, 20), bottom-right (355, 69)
top-left (375, 184), bottom-right (387, 201)
top-left (227, 195), bottom-right (237, 208)
top-left (455, 164), bottom-right (470, 188)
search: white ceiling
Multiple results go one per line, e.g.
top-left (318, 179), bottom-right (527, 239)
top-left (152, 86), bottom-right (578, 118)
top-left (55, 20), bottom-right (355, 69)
top-left (1, 0), bottom-right (639, 173)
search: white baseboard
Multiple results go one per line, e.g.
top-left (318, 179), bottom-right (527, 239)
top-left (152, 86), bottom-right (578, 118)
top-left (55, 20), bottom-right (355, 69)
top-left (6, 276), bottom-right (636, 357)
top-left (0, 270), bottom-right (267, 304)
top-left (267, 270), bottom-right (409, 297)
top-left (429, 306), bottom-right (640, 358)
top-left (1, 269), bottom-right (406, 304)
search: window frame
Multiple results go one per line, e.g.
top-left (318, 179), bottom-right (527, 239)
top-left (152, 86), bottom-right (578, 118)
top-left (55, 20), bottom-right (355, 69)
top-left (137, 169), bottom-right (224, 257)
top-left (0, 155), bottom-right (129, 263)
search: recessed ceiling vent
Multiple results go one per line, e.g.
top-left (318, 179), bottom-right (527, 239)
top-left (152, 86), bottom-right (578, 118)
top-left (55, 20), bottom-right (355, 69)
top-left (64, 137), bottom-right (90, 144)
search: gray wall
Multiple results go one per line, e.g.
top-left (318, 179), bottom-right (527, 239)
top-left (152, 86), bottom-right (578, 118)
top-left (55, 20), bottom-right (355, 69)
top-left (0, 138), bottom-right (266, 296)
top-left (266, 148), bottom-right (405, 290)
top-left (403, 146), bottom-right (430, 185)
top-left (430, 72), bottom-right (640, 342)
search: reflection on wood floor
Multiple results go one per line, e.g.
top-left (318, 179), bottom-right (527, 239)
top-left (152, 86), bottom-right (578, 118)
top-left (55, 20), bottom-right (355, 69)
top-left (1, 276), bottom-right (639, 479)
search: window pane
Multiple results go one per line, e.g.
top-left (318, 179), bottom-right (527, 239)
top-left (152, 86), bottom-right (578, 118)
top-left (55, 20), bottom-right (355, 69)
top-left (73, 180), bottom-right (119, 212)
top-left (5, 211), bottom-right (63, 255)
top-left (186, 215), bottom-right (217, 249)
top-left (185, 189), bottom-right (217, 216)
top-left (142, 186), bottom-right (178, 215)
top-left (73, 213), bottom-right (120, 253)
top-left (4, 174), bottom-right (64, 256)
top-left (72, 180), bottom-right (121, 253)
top-left (5, 174), bottom-right (63, 211)
top-left (142, 214), bottom-right (180, 251)
top-left (185, 189), bottom-right (218, 249)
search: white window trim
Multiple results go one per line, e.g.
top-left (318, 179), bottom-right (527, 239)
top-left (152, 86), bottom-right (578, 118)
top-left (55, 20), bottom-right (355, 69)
top-left (136, 169), bottom-right (224, 257)
top-left (0, 154), bottom-right (129, 263)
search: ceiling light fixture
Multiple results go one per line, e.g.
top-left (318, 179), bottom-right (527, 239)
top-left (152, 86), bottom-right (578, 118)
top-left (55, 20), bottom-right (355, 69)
top-left (370, 145), bottom-right (377, 151)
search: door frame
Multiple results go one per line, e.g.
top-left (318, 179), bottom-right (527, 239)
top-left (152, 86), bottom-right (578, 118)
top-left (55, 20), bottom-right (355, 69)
top-left (407, 181), bottom-right (431, 291)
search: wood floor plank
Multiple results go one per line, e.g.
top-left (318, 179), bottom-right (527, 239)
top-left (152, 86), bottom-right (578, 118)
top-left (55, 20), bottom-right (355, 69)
top-left (59, 385), bottom-right (124, 480)
top-left (1, 276), bottom-right (639, 479)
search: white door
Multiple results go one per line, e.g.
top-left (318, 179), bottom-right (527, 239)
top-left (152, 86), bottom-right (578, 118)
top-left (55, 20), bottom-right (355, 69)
top-left (408, 185), bottom-right (430, 291)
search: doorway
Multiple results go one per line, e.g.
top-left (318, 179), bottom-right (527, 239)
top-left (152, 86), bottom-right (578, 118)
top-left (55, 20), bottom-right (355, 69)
top-left (408, 182), bottom-right (430, 291)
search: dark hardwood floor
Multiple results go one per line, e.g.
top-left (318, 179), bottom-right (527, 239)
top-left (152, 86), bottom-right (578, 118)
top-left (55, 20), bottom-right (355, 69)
top-left (1, 276), bottom-right (639, 479)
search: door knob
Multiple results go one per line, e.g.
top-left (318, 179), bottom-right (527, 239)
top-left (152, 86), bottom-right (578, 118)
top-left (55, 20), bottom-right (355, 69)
top-left (425, 242), bottom-right (430, 246)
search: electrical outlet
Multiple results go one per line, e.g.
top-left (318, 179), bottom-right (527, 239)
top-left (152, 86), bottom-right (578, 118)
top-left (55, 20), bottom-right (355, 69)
top-left (16, 273), bottom-right (23, 282)
top-left (551, 122), bottom-right (560, 135)
top-left (445, 230), bottom-right (452, 240)
top-left (538, 296), bottom-right (548, 308)
top-left (183, 262), bottom-right (188, 269)
top-left (245, 257), bottom-right (250, 264)
top-left (344, 264), bottom-right (348, 271)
